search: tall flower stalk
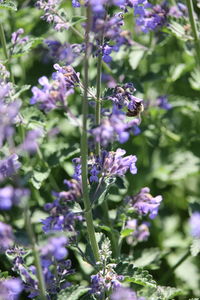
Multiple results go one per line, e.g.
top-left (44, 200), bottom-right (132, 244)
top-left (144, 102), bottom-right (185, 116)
top-left (24, 207), bottom-right (47, 300)
top-left (81, 6), bottom-right (100, 262)
top-left (186, 0), bottom-right (200, 65)
top-left (0, 23), bottom-right (14, 83)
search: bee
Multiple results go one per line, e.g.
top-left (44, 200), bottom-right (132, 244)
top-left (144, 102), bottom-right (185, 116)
top-left (63, 66), bottom-right (79, 83)
top-left (126, 100), bottom-right (144, 117)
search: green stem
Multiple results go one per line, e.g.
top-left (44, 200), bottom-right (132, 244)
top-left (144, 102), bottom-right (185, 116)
top-left (95, 50), bottom-right (103, 156)
top-left (81, 6), bottom-right (100, 262)
top-left (186, 0), bottom-right (200, 65)
top-left (0, 23), bottom-right (14, 83)
top-left (24, 207), bottom-right (47, 300)
top-left (161, 250), bottom-right (190, 284)
top-left (102, 201), bottom-right (119, 258)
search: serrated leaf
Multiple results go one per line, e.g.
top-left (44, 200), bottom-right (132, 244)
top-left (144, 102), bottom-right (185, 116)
top-left (163, 20), bottom-right (192, 41)
top-left (58, 285), bottom-right (90, 300)
top-left (0, 271), bottom-right (9, 278)
top-left (189, 68), bottom-right (200, 91)
top-left (47, 146), bottom-right (80, 167)
top-left (190, 239), bottom-right (200, 256)
top-left (156, 285), bottom-right (184, 299)
top-left (30, 165), bottom-right (50, 189)
top-left (115, 262), bottom-right (157, 288)
top-left (13, 84), bottom-right (31, 99)
top-left (0, 0), bottom-right (17, 11)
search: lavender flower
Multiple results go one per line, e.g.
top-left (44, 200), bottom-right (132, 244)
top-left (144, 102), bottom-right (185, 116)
top-left (0, 186), bottom-right (29, 210)
top-left (101, 148), bottom-right (137, 177)
top-left (31, 64), bottom-right (79, 112)
top-left (156, 95), bottom-right (172, 110)
top-left (0, 278), bottom-right (23, 300)
top-left (91, 107), bottom-right (140, 147)
top-left (127, 187), bottom-right (162, 219)
top-left (42, 179), bottom-right (82, 233)
top-left (0, 154), bottom-right (21, 182)
top-left (190, 212), bottom-right (200, 239)
top-left (36, 0), bottom-right (69, 31)
top-left (91, 266), bottom-right (124, 296)
top-left (126, 219), bottom-right (150, 244)
top-left (169, 3), bottom-right (187, 18)
top-left (45, 40), bottom-right (84, 64)
top-left (0, 99), bottom-right (21, 147)
top-left (108, 83), bottom-right (143, 113)
top-left (21, 129), bottom-right (43, 153)
top-left (10, 239), bottom-right (74, 298)
top-left (111, 286), bottom-right (145, 300)
top-left (41, 236), bottom-right (68, 261)
top-left (11, 28), bottom-right (29, 45)
top-left (0, 221), bottom-right (14, 251)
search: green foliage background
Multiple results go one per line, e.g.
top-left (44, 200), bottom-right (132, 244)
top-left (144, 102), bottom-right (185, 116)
top-left (0, 0), bottom-right (200, 299)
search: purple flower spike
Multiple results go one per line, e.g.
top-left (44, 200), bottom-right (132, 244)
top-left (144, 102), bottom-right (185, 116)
top-left (111, 286), bottom-right (145, 300)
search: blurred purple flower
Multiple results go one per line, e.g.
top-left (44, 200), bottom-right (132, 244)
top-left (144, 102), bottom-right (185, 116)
top-left (0, 278), bottom-right (23, 300)
top-left (11, 28), bottom-right (29, 45)
top-left (0, 186), bottom-right (29, 210)
top-left (0, 154), bottom-right (21, 182)
top-left (111, 286), bottom-right (145, 300)
top-left (21, 129), bottom-right (43, 153)
top-left (0, 221), bottom-right (14, 252)
top-left (156, 95), bottom-right (172, 110)
top-left (190, 212), bottom-right (200, 239)
top-left (126, 219), bottom-right (150, 244)
top-left (41, 236), bottom-right (68, 261)
top-left (128, 187), bottom-right (162, 219)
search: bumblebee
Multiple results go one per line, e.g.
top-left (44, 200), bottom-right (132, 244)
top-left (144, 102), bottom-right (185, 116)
top-left (126, 100), bottom-right (144, 117)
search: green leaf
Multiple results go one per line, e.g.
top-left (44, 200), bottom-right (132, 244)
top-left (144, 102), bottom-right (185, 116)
top-left (30, 164), bottom-right (50, 189)
top-left (189, 68), bottom-right (200, 91)
top-left (57, 285), bottom-right (90, 300)
top-left (129, 48), bottom-right (145, 70)
top-left (0, 271), bottom-right (9, 278)
top-left (115, 262), bottom-right (157, 288)
top-left (11, 37), bottom-right (43, 58)
top-left (47, 145), bottom-right (80, 167)
top-left (13, 84), bottom-right (31, 99)
top-left (190, 239), bottom-right (200, 256)
top-left (70, 16), bottom-right (86, 26)
top-left (89, 177), bottom-right (116, 206)
top-left (120, 228), bottom-right (134, 238)
top-left (0, 0), bottom-right (17, 11)
top-left (162, 20), bottom-right (192, 41)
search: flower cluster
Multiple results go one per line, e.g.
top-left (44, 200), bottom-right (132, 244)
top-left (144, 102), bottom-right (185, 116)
top-left (73, 148), bottom-right (137, 183)
top-left (127, 187), bottom-right (163, 219)
top-left (126, 219), bottom-right (150, 244)
top-left (45, 40), bottom-right (84, 64)
top-left (0, 278), bottom-right (23, 300)
top-left (156, 95), bottom-right (172, 110)
top-left (0, 154), bottom-right (21, 182)
top-left (10, 238), bottom-right (74, 298)
top-left (36, 0), bottom-right (69, 31)
top-left (31, 64), bottom-right (79, 112)
top-left (108, 83), bottom-right (143, 113)
top-left (91, 265), bottom-right (124, 296)
top-left (42, 179), bottom-right (82, 233)
top-left (91, 106), bottom-right (140, 147)
top-left (0, 186), bottom-right (29, 210)
top-left (0, 221), bottom-right (14, 252)
top-left (11, 28), bottom-right (29, 46)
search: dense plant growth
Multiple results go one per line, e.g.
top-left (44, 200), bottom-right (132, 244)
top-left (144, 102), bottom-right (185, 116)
top-left (0, 0), bottom-right (200, 299)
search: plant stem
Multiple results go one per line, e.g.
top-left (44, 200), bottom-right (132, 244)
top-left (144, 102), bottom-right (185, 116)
top-left (102, 200), bottom-right (119, 258)
top-left (161, 250), bottom-right (190, 284)
top-left (81, 6), bottom-right (100, 262)
top-left (95, 49), bottom-right (103, 156)
top-left (0, 23), bottom-right (14, 83)
top-left (24, 207), bottom-right (47, 300)
top-left (186, 0), bottom-right (200, 65)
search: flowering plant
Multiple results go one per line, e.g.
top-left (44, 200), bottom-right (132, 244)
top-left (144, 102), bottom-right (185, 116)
top-left (0, 0), bottom-right (200, 299)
